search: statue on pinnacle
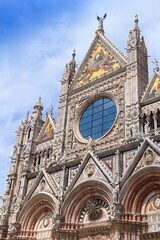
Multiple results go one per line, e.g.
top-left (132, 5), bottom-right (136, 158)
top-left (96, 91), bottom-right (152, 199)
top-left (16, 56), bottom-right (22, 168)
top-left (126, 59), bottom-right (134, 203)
top-left (97, 13), bottom-right (107, 35)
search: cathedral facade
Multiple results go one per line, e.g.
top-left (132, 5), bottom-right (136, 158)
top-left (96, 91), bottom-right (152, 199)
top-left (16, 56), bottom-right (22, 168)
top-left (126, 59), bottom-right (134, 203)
top-left (1, 15), bottom-right (160, 240)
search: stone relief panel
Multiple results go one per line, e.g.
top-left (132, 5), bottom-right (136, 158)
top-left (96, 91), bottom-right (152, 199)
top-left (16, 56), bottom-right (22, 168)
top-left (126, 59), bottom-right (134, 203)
top-left (100, 156), bottom-right (114, 176)
top-left (125, 103), bottom-right (140, 139)
top-left (26, 177), bottom-right (36, 195)
top-left (32, 178), bottom-right (53, 196)
top-left (123, 150), bottom-right (136, 172)
top-left (68, 166), bottom-right (79, 184)
top-left (35, 212), bottom-right (53, 240)
top-left (51, 171), bottom-right (63, 187)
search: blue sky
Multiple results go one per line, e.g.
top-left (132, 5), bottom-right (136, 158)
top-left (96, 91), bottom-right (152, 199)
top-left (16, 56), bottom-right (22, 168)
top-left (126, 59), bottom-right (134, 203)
top-left (0, 0), bottom-right (160, 200)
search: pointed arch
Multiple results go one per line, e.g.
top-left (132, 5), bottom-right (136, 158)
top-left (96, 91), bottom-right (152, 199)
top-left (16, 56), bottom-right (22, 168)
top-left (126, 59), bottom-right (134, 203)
top-left (120, 166), bottom-right (160, 216)
top-left (18, 193), bottom-right (56, 238)
top-left (62, 179), bottom-right (112, 225)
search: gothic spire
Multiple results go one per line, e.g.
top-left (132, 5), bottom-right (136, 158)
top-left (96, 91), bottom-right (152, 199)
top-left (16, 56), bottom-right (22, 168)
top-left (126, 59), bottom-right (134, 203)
top-left (134, 14), bottom-right (140, 39)
top-left (32, 97), bottom-right (43, 120)
top-left (49, 105), bottom-right (53, 117)
top-left (68, 49), bottom-right (76, 84)
top-left (24, 111), bottom-right (29, 124)
top-left (69, 49), bottom-right (76, 74)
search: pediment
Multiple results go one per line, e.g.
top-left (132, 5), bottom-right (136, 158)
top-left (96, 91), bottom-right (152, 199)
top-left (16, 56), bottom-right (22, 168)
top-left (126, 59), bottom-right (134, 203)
top-left (36, 114), bottom-right (56, 142)
top-left (65, 151), bottom-right (113, 196)
top-left (143, 72), bottom-right (160, 102)
top-left (121, 138), bottom-right (160, 188)
top-left (71, 31), bottom-right (127, 90)
top-left (134, 146), bottom-right (160, 171)
top-left (25, 170), bottom-right (59, 203)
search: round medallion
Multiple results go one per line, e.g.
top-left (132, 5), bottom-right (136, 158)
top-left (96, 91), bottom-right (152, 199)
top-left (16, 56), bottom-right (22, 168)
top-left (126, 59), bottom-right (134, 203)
top-left (153, 197), bottom-right (160, 209)
top-left (85, 163), bottom-right (96, 177)
top-left (79, 98), bottom-right (117, 140)
top-left (144, 150), bottom-right (154, 165)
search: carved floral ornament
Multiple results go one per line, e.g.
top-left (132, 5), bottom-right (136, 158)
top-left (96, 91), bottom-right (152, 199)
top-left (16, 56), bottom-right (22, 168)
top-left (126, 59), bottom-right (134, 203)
top-left (126, 103), bottom-right (139, 120)
top-left (79, 198), bottom-right (108, 223)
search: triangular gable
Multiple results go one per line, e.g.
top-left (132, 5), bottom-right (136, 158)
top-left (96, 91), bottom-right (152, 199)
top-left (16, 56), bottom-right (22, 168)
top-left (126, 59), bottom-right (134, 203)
top-left (121, 137), bottom-right (160, 188)
top-left (24, 169), bottom-right (59, 205)
top-left (143, 72), bottom-right (160, 102)
top-left (65, 151), bottom-right (113, 196)
top-left (71, 31), bottom-right (127, 90)
top-left (134, 146), bottom-right (160, 171)
top-left (36, 114), bottom-right (56, 142)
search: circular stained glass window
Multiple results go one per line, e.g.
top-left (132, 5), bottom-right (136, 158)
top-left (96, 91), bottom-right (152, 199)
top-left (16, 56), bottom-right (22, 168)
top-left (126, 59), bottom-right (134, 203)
top-left (79, 98), bottom-right (117, 140)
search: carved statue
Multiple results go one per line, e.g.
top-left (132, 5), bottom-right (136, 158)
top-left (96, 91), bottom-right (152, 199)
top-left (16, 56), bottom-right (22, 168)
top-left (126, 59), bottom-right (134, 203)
top-left (97, 13), bottom-right (107, 30)
top-left (87, 136), bottom-right (95, 151)
top-left (40, 179), bottom-right (46, 191)
top-left (53, 147), bottom-right (61, 162)
top-left (56, 186), bottom-right (63, 214)
top-left (0, 206), bottom-right (8, 225)
top-left (153, 59), bottom-right (159, 71)
top-left (112, 172), bottom-right (120, 204)
top-left (0, 191), bottom-right (10, 209)
top-left (8, 224), bottom-right (17, 239)
top-left (5, 179), bottom-right (12, 195)
top-left (10, 159), bottom-right (16, 174)
top-left (144, 121), bottom-right (150, 134)
top-left (12, 146), bottom-right (18, 158)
